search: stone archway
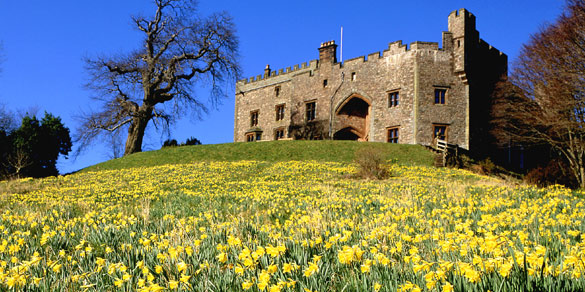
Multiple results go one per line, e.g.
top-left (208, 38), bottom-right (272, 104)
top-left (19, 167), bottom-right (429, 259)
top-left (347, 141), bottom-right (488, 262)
top-left (333, 94), bottom-right (370, 141)
top-left (333, 127), bottom-right (362, 140)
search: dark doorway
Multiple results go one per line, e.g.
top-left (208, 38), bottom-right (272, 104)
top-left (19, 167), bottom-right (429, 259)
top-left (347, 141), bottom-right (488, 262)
top-left (334, 127), bottom-right (360, 140)
top-left (334, 95), bottom-right (370, 141)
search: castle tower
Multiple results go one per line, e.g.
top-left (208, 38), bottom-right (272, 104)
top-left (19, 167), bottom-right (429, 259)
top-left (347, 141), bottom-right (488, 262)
top-left (448, 9), bottom-right (479, 78)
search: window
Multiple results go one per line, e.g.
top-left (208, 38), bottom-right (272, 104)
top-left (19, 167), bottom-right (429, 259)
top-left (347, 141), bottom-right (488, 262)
top-left (323, 79), bottom-right (328, 87)
top-left (306, 101), bottom-right (316, 121)
top-left (275, 86), bottom-right (280, 97)
top-left (388, 91), bottom-right (399, 107)
top-left (275, 104), bottom-right (285, 121)
top-left (434, 88), bottom-right (447, 104)
top-left (387, 127), bottom-right (399, 143)
top-left (246, 133), bottom-right (255, 142)
top-left (275, 128), bottom-right (285, 140)
top-left (250, 111), bottom-right (259, 127)
top-left (256, 132), bottom-right (262, 141)
top-left (433, 124), bottom-right (448, 141)
top-left (351, 72), bottom-right (356, 81)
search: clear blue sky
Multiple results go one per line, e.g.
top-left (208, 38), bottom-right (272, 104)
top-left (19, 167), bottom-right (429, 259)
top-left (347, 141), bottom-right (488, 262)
top-left (0, 0), bottom-right (564, 174)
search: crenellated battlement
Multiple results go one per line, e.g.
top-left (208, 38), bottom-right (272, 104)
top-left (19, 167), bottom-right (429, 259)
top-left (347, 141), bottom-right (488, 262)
top-left (238, 38), bottom-right (455, 87)
top-left (478, 39), bottom-right (506, 58)
top-left (236, 60), bottom-right (318, 85)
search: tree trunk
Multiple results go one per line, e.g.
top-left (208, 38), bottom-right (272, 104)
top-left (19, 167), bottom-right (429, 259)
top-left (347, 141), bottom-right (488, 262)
top-left (124, 115), bottom-right (150, 155)
top-left (577, 166), bottom-right (585, 189)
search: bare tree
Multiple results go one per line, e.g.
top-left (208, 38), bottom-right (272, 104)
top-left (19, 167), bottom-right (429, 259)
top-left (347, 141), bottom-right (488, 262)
top-left (492, 0), bottom-right (585, 187)
top-left (4, 147), bottom-right (33, 179)
top-left (78, 0), bottom-right (240, 155)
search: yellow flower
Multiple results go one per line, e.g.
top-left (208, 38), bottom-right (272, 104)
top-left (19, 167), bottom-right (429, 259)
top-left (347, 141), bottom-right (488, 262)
top-left (267, 264), bottom-right (278, 274)
top-left (180, 273), bottom-right (191, 284)
top-left (304, 262), bottom-right (318, 277)
top-left (242, 280), bottom-right (253, 290)
top-left (217, 252), bottom-right (228, 263)
top-left (52, 263), bottom-right (62, 273)
top-left (257, 281), bottom-right (268, 291)
top-left (374, 282), bottom-right (382, 291)
top-left (283, 263), bottom-right (293, 273)
top-left (122, 273), bottom-right (131, 281)
top-left (442, 282), bottom-right (454, 292)
top-left (114, 279), bottom-right (124, 287)
top-left (177, 261), bottom-right (187, 273)
top-left (270, 284), bottom-right (282, 292)
top-left (155, 265), bottom-right (163, 274)
top-left (169, 280), bottom-right (179, 289)
top-left (360, 259), bottom-right (372, 273)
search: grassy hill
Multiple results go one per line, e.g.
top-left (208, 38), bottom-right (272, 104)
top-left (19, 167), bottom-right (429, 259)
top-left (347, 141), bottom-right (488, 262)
top-left (82, 140), bottom-right (435, 172)
top-left (1, 141), bottom-right (585, 291)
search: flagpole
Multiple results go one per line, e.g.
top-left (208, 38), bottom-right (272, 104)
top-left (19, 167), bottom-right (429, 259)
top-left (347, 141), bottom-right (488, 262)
top-left (340, 26), bottom-right (343, 63)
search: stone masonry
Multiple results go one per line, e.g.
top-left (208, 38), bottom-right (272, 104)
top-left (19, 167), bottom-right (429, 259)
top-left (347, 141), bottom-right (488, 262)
top-left (234, 9), bottom-right (507, 152)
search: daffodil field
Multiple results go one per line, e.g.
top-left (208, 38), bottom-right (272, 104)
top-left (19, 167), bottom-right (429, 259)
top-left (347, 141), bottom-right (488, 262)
top-left (1, 160), bottom-right (585, 291)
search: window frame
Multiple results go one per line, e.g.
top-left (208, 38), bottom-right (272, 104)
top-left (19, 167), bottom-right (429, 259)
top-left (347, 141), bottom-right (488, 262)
top-left (274, 128), bottom-right (285, 140)
top-left (250, 110), bottom-right (259, 127)
top-left (388, 91), bottom-right (399, 107)
top-left (434, 88), bottom-right (447, 105)
top-left (246, 133), bottom-right (255, 142)
top-left (432, 124), bottom-right (448, 141)
top-left (305, 101), bottom-right (316, 122)
top-left (387, 127), bottom-right (399, 143)
top-left (275, 104), bottom-right (285, 121)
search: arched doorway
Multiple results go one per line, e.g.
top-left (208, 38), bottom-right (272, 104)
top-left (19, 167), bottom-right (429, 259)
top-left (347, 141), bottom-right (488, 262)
top-left (333, 127), bottom-right (361, 140)
top-left (333, 94), bottom-right (370, 141)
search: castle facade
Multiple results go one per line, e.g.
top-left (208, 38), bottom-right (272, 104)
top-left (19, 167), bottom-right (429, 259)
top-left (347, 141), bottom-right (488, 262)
top-left (234, 9), bottom-right (507, 151)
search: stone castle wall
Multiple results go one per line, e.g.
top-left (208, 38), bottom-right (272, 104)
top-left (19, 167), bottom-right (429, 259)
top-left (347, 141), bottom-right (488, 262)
top-left (234, 8), bottom-right (507, 152)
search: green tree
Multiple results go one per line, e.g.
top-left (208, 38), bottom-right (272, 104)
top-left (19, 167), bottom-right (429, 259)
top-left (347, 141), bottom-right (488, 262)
top-left (6, 112), bottom-right (72, 178)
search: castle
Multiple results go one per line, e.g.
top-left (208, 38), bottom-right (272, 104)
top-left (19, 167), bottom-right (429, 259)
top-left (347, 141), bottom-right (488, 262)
top-left (234, 9), bottom-right (507, 152)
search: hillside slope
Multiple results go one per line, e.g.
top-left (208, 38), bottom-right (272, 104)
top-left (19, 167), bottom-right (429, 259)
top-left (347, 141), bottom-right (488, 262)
top-left (83, 140), bottom-right (434, 172)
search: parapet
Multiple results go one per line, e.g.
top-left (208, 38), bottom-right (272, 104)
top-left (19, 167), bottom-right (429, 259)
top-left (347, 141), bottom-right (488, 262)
top-left (236, 60), bottom-right (318, 86)
top-left (410, 41), bottom-right (439, 51)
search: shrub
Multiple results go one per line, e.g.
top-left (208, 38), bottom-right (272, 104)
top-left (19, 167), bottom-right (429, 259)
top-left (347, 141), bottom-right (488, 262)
top-left (184, 137), bottom-right (201, 146)
top-left (162, 139), bottom-right (178, 147)
top-left (353, 147), bottom-right (390, 180)
top-left (524, 159), bottom-right (577, 188)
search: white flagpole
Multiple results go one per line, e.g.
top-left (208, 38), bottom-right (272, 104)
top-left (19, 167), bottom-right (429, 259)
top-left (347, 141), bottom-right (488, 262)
top-left (340, 26), bottom-right (343, 63)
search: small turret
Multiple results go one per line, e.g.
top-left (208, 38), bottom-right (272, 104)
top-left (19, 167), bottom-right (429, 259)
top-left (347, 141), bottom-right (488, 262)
top-left (447, 8), bottom-right (479, 75)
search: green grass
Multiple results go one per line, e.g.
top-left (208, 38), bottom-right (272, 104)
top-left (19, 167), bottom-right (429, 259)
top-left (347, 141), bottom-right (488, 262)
top-left (82, 140), bottom-right (434, 172)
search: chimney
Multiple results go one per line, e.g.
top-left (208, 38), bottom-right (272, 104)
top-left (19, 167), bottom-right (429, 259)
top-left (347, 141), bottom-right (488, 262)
top-left (264, 64), bottom-right (271, 78)
top-left (318, 41), bottom-right (337, 64)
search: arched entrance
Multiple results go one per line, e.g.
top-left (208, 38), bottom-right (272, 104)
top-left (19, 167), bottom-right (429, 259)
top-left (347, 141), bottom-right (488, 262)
top-left (333, 127), bottom-right (361, 140)
top-left (333, 94), bottom-right (370, 141)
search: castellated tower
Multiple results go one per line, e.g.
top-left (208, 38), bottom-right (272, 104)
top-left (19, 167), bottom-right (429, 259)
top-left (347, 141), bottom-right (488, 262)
top-left (234, 8), bottom-right (507, 154)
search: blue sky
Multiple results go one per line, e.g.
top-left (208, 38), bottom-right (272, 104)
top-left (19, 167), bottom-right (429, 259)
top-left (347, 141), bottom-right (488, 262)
top-left (0, 0), bottom-right (564, 174)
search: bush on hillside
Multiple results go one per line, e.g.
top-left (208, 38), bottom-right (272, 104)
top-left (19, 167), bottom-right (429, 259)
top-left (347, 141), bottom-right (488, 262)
top-left (184, 137), bottom-right (201, 146)
top-left (353, 147), bottom-right (390, 180)
top-left (525, 159), bottom-right (577, 188)
top-left (162, 139), bottom-right (178, 147)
